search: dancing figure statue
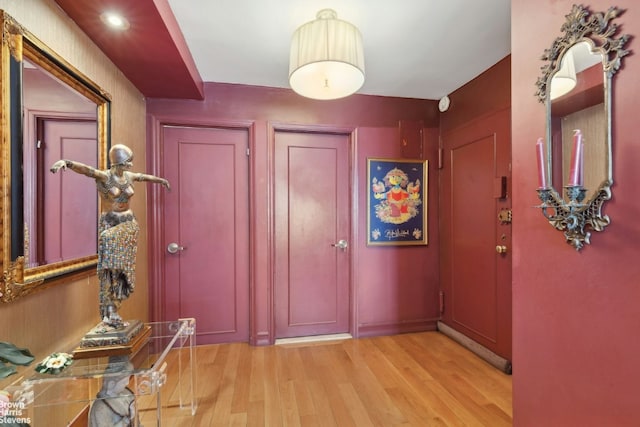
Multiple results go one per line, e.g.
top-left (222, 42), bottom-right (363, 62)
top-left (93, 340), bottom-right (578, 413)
top-left (51, 144), bottom-right (170, 327)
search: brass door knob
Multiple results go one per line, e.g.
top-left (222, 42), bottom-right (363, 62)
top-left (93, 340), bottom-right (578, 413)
top-left (495, 245), bottom-right (508, 254)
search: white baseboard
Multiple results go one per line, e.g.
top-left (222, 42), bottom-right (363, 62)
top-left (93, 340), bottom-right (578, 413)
top-left (275, 333), bottom-right (352, 345)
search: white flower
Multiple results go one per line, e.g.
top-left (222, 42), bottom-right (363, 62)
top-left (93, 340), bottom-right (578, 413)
top-left (45, 354), bottom-right (67, 369)
top-left (37, 352), bottom-right (73, 374)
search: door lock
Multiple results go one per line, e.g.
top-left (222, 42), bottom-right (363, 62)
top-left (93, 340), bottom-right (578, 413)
top-left (498, 209), bottom-right (512, 224)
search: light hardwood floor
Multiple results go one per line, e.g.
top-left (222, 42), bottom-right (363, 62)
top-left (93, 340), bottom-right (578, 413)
top-left (140, 331), bottom-right (512, 426)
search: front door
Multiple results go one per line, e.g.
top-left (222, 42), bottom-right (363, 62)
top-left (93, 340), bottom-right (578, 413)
top-left (162, 125), bottom-right (249, 344)
top-left (274, 130), bottom-right (351, 339)
top-left (440, 109), bottom-right (512, 360)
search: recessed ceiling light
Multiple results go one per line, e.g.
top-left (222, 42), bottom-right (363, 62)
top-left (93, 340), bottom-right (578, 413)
top-left (100, 12), bottom-right (130, 30)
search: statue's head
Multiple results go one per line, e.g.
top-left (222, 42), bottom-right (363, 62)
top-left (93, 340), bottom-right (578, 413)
top-left (109, 144), bottom-right (133, 166)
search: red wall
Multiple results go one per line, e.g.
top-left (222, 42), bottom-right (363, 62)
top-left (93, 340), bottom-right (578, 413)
top-left (441, 56), bottom-right (511, 133)
top-left (147, 83), bottom-right (441, 342)
top-left (356, 126), bottom-right (440, 336)
top-left (512, 1), bottom-right (640, 425)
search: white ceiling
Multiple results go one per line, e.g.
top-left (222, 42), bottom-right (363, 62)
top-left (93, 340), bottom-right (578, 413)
top-left (166, 0), bottom-right (511, 100)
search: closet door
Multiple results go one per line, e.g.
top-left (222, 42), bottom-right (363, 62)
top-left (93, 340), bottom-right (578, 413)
top-left (273, 129), bottom-right (351, 339)
top-left (161, 125), bottom-right (250, 344)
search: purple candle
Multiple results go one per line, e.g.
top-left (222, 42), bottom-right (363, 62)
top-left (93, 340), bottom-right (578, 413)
top-left (568, 130), bottom-right (583, 186)
top-left (536, 138), bottom-right (547, 189)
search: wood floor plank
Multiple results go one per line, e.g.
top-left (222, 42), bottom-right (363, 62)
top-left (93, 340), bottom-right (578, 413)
top-left (231, 342), bottom-right (252, 414)
top-left (310, 345), bottom-right (360, 426)
top-left (143, 331), bottom-right (512, 426)
top-left (263, 346), bottom-right (285, 426)
top-left (338, 382), bottom-right (376, 426)
top-left (246, 399), bottom-right (266, 426)
top-left (393, 336), bottom-right (506, 426)
top-left (398, 334), bottom-right (512, 425)
top-left (385, 385), bottom-right (459, 427)
top-left (340, 342), bottom-right (408, 426)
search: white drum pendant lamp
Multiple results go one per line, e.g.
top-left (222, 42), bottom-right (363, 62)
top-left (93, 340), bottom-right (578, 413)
top-left (289, 9), bottom-right (365, 100)
top-left (550, 49), bottom-right (577, 100)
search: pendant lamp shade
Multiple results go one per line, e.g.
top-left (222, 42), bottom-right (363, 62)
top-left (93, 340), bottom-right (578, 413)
top-left (550, 49), bottom-right (577, 100)
top-left (289, 9), bottom-right (365, 100)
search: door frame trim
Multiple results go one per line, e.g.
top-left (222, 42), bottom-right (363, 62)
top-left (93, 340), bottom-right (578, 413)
top-left (268, 122), bottom-right (358, 342)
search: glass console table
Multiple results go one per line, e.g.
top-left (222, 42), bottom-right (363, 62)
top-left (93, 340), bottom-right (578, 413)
top-left (5, 318), bottom-right (197, 426)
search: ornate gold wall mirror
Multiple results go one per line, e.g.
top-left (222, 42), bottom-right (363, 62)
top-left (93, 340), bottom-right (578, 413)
top-left (534, 5), bottom-right (630, 250)
top-left (1, 11), bottom-right (111, 302)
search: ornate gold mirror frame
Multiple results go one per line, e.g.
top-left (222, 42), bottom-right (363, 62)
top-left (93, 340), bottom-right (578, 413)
top-left (534, 5), bottom-right (630, 250)
top-left (0, 11), bottom-right (111, 302)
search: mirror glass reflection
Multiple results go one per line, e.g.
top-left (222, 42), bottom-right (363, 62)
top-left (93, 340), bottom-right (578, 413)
top-left (548, 41), bottom-right (605, 202)
top-left (22, 58), bottom-right (98, 268)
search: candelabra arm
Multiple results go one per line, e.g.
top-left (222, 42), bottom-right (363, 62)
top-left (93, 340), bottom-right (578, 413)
top-left (535, 181), bottom-right (611, 251)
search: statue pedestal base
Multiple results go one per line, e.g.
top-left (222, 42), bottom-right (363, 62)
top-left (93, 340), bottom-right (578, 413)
top-left (73, 320), bottom-right (150, 360)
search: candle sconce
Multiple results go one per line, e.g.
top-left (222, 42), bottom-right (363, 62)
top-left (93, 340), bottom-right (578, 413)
top-left (534, 4), bottom-right (630, 251)
top-left (536, 183), bottom-right (611, 251)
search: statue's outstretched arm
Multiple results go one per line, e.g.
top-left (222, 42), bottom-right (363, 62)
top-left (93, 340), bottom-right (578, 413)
top-left (133, 172), bottom-right (171, 190)
top-left (50, 159), bottom-right (107, 180)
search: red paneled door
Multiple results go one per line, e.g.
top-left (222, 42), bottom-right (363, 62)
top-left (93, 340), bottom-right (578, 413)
top-left (440, 109), bottom-right (512, 361)
top-left (274, 130), bottom-right (351, 339)
top-left (162, 126), bottom-right (249, 345)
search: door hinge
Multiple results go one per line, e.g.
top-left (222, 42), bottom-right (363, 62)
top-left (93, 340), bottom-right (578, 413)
top-left (246, 147), bottom-right (250, 156)
top-left (37, 139), bottom-right (42, 149)
top-left (439, 290), bottom-right (445, 316)
top-left (438, 148), bottom-right (443, 169)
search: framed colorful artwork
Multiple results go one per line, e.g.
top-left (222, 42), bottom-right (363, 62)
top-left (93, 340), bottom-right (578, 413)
top-left (367, 158), bottom-right (428, 246)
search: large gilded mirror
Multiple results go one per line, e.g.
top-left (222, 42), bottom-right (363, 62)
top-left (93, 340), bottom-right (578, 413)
top-left (1, 11), bottom-right (110, 301)
top-left (534, 5), bottom-right (630, 250)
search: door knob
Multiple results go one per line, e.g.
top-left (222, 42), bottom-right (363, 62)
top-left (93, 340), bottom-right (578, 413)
top-left (495, 245), bottom-right (508, 254)
top-left (331, 239), bottom-right (348, 250)
top-left (167, 242), bottom-right (185, 254)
